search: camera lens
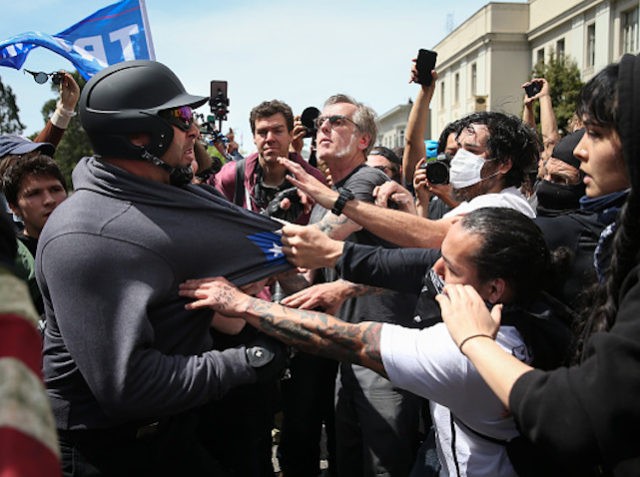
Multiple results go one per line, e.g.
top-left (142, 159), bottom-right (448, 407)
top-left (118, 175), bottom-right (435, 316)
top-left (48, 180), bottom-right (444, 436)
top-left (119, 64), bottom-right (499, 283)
top-left (301, 107), bottom-right (320, 139)
top-left (426, 162), bottom-right (449, 185)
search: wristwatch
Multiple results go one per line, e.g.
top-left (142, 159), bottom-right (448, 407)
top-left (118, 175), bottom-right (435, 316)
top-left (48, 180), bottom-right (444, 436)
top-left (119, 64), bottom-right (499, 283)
top-left (331, 187), bottom-right (355, 215)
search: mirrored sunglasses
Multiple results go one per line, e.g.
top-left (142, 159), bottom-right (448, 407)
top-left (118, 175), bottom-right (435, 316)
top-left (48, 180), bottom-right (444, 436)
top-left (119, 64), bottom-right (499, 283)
top-left (160, 106), bottom-right (194, 131)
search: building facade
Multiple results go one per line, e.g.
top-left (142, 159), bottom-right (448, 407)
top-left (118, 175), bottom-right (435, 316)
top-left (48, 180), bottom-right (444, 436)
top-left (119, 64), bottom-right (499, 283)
top-left (375, 101), bottom-right (419, 150)
top-left (376, 0), bottom-right (640, 140)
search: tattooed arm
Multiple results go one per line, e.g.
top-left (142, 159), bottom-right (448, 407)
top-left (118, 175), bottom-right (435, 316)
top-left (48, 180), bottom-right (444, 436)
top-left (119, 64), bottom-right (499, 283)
top-left (314, 208), bottom-right (362, 241)
top-left (282, 279), bottom-right (387, 315)
top-left (179, 276), bottom-right (387, 377)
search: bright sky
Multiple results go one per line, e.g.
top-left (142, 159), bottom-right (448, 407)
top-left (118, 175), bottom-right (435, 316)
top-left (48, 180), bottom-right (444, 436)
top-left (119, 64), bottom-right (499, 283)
top-left (1, 0), bottom-right (526, 153)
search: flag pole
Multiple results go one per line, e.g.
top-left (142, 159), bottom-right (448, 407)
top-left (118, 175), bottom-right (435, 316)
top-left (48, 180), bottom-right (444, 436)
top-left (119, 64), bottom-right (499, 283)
top-left (139, 0), bottom-right (155, 60)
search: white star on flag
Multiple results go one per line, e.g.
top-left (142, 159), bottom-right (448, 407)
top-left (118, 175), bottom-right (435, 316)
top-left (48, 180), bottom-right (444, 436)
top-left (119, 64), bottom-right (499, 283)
top-left (268, 242), bottom-right (284, 259)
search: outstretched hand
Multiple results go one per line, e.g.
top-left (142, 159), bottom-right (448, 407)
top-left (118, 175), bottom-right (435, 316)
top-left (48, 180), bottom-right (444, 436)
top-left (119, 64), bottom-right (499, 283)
top-left (281, 223), bottom-right (344, 269)
top-left (373, 181), bottom-right (417, 214)
top-left (435, 284), bottom-right (502, 348)
top-left (179, 277), bottom-right (250, 317)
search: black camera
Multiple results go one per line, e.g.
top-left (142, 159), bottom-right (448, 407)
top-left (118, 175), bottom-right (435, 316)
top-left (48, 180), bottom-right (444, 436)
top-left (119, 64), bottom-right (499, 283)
top-left (420, 152), bottom-right (452, 185)
top-left (300, 106), bottom-right (320, 138)
top-left (524, 81), bottom-right (542, 98)
top-left (265, 187), bottom-right (304, 222)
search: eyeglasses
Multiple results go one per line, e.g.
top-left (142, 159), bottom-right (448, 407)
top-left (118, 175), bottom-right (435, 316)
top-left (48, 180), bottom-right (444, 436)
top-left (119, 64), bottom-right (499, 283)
top-left (314, 115), bottom-right (360, 130)
top-left (159, 106), bottom-right (194, 131)
top-left (24, 69), bottom-right (64, 85)
top-left (372, 165), bottom-right (395, 174)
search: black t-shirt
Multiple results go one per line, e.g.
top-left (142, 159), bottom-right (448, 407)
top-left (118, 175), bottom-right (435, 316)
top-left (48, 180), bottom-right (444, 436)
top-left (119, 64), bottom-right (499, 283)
top-left (322, 165), bottom-right (419, 327)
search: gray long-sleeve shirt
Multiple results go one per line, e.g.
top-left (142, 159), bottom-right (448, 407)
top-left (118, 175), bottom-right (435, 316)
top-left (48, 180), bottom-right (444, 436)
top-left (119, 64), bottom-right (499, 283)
top-left (38, 157), bottom-right (290, 430)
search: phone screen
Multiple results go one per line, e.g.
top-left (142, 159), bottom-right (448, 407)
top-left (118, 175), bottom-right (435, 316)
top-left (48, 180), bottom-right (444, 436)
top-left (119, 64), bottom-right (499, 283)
top-left (416, 49), bottom-right (438, 86)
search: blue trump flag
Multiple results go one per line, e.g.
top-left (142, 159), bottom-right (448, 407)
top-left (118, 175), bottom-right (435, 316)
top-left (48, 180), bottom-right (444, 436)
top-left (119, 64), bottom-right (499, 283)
top-left (0, 0), bottom-right (154, 79)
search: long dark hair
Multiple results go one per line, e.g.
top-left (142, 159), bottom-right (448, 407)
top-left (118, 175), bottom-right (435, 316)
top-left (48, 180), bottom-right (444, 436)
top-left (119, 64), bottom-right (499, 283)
top-left (576, 56), bottom-right (639, 361)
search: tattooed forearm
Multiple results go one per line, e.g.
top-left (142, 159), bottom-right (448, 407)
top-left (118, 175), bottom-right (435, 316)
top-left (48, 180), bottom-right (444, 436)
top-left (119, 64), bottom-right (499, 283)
top-left (276, 271), bottom-right (313, 294)
top-left (344, 282), bottom-right (387, 298)
top-left (244, 297), bottom-right (386, 376)
top-left (316, 213), bottom-right (362, 240)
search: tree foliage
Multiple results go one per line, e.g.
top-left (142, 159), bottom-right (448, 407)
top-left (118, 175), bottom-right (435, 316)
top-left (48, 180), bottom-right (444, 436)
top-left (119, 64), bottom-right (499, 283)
top-left (0, 77), bottom-right (25, 134)
top-left (532, 53), bottom-right (584, 135)
top-left (39, 71), bottom-right (93, 189)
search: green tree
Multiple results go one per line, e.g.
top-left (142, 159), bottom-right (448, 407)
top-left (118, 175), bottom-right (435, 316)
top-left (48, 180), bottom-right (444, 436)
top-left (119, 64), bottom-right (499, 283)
top-left (532, 52), bottom-right (584, 135)
top-left (0, 76), bottom-right (25, 134)
top-left (40, 71), bottom-right (93, 189)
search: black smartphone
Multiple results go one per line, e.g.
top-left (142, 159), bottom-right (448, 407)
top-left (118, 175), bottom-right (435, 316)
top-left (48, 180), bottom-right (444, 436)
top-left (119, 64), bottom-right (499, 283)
top-left (209, 80), bottom-right (228, 105)
top-left (416, 49), bottom-right (438, 86)
top-left (524, 81), bottom-right (542, 98)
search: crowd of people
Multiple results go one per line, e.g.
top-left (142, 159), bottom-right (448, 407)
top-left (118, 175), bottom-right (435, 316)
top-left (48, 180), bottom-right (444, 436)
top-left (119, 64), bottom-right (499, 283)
top-left (0, 51), bottom-right (639, 477)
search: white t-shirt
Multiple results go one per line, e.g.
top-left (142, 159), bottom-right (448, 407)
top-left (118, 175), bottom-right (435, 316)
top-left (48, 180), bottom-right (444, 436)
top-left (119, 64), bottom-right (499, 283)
top-left (381, 322), bottom-right (533, 477)
top-left (444, 186), bottom-right (536, 219)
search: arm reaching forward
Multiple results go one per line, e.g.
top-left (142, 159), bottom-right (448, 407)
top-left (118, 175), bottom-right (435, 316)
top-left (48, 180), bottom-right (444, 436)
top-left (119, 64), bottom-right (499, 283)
top-left (180, 276), bottom-right (386, 377)
top-left (279, 157), bottom-right (453, 248)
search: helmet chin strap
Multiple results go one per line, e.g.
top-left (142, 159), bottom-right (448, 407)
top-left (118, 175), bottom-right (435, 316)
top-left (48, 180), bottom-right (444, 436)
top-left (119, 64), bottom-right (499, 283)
top-left (140, 149), bottom-right (193, 186)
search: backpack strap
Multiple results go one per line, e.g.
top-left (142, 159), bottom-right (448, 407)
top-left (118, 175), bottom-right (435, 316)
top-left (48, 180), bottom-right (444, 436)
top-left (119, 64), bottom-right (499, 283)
top-left (233, 158), bottom-right (246, 207)
top-left (450, 411), bottom-right (510, 446)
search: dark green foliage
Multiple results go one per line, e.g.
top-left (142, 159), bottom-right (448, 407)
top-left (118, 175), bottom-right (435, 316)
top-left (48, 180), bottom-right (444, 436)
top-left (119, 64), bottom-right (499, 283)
top-left (532, 53), bottom-right (584, 135)
top-left (0, 77), bottom-right (25, 134)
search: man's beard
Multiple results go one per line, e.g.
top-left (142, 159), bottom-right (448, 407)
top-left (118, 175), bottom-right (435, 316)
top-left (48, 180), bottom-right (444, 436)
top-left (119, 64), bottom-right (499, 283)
top-left (318, 134), bottom-right (359, 162)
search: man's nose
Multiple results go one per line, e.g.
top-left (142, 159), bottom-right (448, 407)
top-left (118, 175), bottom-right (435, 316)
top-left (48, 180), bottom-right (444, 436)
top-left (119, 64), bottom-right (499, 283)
top-left (42, 190), bottom-right (56, 205)
top-left (265, 129), bottom-right (277, 141)
top-left (187, 121), bottom-right (199, 137)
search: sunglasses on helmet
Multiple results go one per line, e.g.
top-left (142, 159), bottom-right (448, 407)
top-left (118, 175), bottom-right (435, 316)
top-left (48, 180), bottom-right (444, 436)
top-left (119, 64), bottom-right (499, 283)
top-left (159, 106), bottom-right (194, 131)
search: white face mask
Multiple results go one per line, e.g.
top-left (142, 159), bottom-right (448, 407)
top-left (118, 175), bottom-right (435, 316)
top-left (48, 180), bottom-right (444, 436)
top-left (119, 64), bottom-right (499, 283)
top-left (449, 148), bottom-right (496, 189)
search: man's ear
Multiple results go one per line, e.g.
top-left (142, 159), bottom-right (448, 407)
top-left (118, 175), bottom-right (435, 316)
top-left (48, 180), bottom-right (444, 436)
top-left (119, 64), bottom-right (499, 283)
top-left (129, 132), bottom-right (151, 147)
top-left (498, 158), bottom-right (513, 175)
top-left (486, 277), bottom-right (508, 304)
top-left (358, 133), bottom-right (372, 152)
top-left (8, 203), bottom-right (21, 219)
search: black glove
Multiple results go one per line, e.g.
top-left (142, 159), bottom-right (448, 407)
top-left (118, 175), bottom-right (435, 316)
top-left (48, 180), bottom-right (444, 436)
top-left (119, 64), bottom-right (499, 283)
top-left (265, 187), bottom-right (304, 222)
top-left (244, 334), bottom-right (289, 382)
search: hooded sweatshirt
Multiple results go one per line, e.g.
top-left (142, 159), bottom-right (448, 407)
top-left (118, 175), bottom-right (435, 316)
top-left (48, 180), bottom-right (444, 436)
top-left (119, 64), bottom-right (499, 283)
top-left (38, 157), bottom-right (290, 430)
top-left (509, 53), bottom-right (640, 476)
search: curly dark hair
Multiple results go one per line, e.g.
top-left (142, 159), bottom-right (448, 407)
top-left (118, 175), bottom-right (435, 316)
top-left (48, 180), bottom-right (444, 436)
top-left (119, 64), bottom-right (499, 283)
top-left (437, 119), bottom-right (463, 154)
top-left (1, 153), bottom-right (67, 205)
top-left (457, 111), bottom-right (541, 188)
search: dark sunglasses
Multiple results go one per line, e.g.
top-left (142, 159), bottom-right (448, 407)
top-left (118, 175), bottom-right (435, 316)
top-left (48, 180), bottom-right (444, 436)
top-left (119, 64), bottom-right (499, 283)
top-left (159, 106), bottom-right (194, 131)
top-left (24, 69), bottom-right (64, 85)
top-left (372, 165), bottom-right (396, 174)
top-left (314, 115), bottom-right (360, 130)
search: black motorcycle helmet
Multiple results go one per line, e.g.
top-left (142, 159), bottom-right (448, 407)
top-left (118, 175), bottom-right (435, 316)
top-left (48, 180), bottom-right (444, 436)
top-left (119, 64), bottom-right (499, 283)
top-left (79, 60), bottom-right (208, 162)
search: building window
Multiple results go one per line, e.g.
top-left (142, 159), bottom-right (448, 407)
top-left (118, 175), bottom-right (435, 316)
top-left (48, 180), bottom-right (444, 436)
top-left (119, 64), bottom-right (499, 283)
top-left (556, 38), bottom-right (565, 58)
top-left (536, 48), bottom-right (545, 65)
top-left (622, 7), bottom-right (639, 54)
top-left (398, 129), bottom-right (405, 148)
top-left (440, 81), bottom-right (445, 109)
top-left (470, 63), bottom-right (477, 95)
top-left (454, 73), bottom-right (460, 104)
top-left (587, 23), bottom-right (596, 67)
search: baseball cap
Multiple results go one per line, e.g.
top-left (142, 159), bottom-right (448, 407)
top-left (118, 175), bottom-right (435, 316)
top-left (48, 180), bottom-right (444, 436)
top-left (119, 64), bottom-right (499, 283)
top-left (0, 135), bottom-right (55, 158)
top-left (551, 129), bottom-right (585, 170)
